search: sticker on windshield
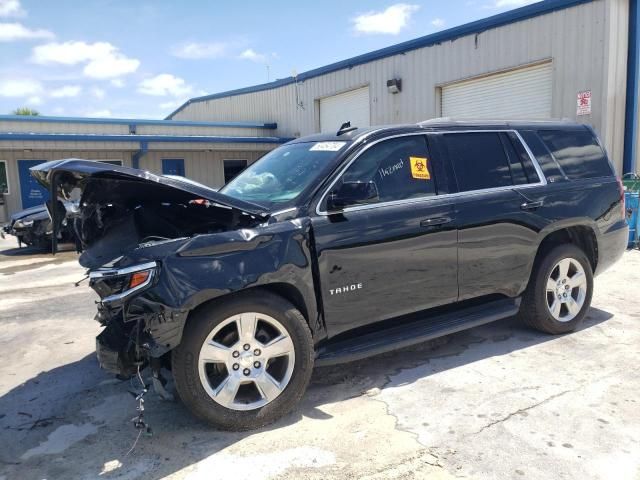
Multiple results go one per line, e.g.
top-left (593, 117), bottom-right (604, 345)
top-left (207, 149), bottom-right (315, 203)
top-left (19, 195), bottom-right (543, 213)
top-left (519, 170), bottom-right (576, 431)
top-left (410, 157), bottom-right (431, 180)
top-left (309, 142), bottom-right (346, 152)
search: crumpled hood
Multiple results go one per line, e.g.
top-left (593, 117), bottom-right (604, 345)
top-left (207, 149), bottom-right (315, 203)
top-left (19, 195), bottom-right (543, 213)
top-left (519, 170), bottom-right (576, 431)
top-left (9, 204), bottom-right (48, 223)
top-left (29, 159), bottom-right (271, 264)
top-left (30, 159), bottom-right (270, 217)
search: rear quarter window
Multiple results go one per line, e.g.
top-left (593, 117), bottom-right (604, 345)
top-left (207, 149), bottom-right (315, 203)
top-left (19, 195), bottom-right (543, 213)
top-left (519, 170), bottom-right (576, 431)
top-left (538, 129), bottom-right (613, 179)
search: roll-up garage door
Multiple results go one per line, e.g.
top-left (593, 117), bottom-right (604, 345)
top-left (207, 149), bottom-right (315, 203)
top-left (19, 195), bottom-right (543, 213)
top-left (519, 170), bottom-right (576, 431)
top-left (441, 63), bottom-right (552, 119)
top-left (320, 86), bottom-right (370, 133)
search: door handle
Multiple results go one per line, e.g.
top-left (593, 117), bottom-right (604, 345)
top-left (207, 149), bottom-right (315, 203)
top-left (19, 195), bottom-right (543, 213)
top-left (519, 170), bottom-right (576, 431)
top-left (520, 200), bottom-right (544, 211)
top-left (420, 217), bottom-right (451, 227)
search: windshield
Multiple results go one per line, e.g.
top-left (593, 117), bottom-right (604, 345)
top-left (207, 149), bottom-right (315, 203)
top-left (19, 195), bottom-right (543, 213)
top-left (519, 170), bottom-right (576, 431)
top-left (219, 141), bottom-right (347, 209)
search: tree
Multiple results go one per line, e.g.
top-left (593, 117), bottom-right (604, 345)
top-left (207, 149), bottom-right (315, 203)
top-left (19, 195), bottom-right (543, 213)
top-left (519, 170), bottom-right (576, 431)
top-left (12, 107), bottom-right (40, 116)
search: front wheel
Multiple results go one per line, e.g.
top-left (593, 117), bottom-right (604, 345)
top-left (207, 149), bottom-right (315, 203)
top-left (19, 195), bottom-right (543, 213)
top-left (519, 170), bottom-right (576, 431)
top-left (172, 292), bottom-right (314, 430)
top-left (519, 244), bottom-right (594, 334)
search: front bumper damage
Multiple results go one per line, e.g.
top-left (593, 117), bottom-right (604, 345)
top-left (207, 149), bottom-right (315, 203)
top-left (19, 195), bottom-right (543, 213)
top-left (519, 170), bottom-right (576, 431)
top-left (91, 261), bottom-right (189, 378)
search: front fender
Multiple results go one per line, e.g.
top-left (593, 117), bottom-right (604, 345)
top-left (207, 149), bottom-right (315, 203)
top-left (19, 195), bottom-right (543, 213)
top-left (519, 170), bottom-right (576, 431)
top-left (126, 218), bottom-right (320, 356)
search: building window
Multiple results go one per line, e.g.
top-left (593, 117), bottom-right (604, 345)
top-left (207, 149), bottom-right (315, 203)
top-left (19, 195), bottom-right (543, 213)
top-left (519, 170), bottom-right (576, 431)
top-left (0, 160), bottom-right (9, 195)
top-left (224, 159), bottom-right (248, 183)
top-left (162, 158), bottom-right (185, 177)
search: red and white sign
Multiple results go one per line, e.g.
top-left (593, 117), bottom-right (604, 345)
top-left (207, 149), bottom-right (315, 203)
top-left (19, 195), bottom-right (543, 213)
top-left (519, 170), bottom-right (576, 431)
top-left (577, 90), bottom-right (592, 116)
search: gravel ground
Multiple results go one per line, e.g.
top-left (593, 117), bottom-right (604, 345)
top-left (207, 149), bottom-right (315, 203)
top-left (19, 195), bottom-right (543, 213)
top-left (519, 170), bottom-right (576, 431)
top-left (0, 234), bottom-right (638, 480)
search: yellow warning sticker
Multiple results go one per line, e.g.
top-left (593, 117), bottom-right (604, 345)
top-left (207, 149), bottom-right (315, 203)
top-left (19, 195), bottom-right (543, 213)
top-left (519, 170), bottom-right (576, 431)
top-left (410, 156), bottom-right (431, 180)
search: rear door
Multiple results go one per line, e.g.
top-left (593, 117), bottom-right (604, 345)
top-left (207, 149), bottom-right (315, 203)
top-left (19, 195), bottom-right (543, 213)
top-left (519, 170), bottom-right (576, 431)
top-left (311, 133), bottom-right (458, 337)
top-left (434, 130), bottom-right (546, 300)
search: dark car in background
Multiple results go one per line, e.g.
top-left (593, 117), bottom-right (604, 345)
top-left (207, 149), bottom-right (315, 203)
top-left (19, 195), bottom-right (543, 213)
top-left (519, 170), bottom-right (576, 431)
top-left (2, 201), bottom-right (76, 250)
top-left (31, 119), bottom-right (627, 431)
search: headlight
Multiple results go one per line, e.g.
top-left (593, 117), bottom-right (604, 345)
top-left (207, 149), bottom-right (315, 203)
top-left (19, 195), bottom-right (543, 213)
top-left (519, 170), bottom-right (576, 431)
top-left (14, 219), bottom-right (34, 229)
top-left (89, 261), bottom-right (157, 303)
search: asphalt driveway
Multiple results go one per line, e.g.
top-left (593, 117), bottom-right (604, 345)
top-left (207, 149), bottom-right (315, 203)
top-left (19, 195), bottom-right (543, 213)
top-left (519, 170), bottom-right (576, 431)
top-left (0, 235), bottom-right (638, 480)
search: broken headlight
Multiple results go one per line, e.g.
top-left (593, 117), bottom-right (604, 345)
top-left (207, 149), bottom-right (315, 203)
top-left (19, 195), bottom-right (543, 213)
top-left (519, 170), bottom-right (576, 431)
top-left (89, 261), bottom-right (157, 303)
top-left (13, 219), bottom-right (34, 229)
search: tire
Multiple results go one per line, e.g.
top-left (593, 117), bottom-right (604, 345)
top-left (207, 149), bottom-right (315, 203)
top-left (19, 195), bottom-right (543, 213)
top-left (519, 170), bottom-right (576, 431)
top-left (172, 291), bottom-right (314, 430)
top-left (518, 244), bottom-right (593, 334)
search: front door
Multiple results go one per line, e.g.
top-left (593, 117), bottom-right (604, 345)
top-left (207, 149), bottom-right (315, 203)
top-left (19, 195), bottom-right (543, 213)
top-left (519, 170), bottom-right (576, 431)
top-left (312, 134), bottom-right (458, 337)
top-left (18, 160), bottom-right (49, 209)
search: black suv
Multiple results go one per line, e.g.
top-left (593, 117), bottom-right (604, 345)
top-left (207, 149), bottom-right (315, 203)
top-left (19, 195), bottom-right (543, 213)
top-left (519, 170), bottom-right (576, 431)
top-left (32, 120), bottom-right (628, 430)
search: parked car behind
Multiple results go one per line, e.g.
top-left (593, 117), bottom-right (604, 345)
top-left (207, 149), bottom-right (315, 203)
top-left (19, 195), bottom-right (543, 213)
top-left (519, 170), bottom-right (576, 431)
top-left (2, 202), bottom-right (76, 250)
top-left (31, 120), bottom-right (627, 430)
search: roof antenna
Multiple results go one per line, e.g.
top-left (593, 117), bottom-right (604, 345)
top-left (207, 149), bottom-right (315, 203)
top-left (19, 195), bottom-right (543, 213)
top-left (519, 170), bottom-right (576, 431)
top-left (337, 121), bottom-right (357, 136)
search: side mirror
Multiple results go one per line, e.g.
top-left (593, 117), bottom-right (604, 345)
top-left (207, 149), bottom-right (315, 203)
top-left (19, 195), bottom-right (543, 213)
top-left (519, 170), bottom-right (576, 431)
top-left (326, 181), bottom-right (379, 213)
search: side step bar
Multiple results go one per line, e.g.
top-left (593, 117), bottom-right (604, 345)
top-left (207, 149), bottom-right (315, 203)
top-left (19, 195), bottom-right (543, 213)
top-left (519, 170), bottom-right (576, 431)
top-left (315, 297), bottom-right (521, 366)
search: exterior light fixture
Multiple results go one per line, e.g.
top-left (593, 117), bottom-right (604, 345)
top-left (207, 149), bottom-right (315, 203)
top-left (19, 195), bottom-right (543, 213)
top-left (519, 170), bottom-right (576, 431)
top-left (387, 78), bottom-right (402, 94)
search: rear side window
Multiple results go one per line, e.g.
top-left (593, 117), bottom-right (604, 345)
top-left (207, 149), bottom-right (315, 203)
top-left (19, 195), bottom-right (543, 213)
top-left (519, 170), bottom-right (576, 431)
top-left (538, 129), bottom-right (613, 179)
top-left (506, 132), bottom-right (540, 184)
top-left (442, 132), bottom-right (512, 192)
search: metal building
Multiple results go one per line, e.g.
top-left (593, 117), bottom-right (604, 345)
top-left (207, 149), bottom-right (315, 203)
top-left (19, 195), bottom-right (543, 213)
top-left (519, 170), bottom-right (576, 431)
top-left (0, 116), bottom-right (289, 219)
top-left (1, 0), bottom-right (637, 220)
top-left (168, 0), bottom-right (639, 177)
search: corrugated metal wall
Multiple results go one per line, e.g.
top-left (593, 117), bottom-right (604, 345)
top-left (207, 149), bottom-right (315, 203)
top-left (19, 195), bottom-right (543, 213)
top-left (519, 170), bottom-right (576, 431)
top-left (139, 150), bottom-right (265, 188)
top-left (0, 120), bottom-right (271, 137)
top-left (172, 0), bottom-right (629, 173)
top-left (0, 144), bottom-right (274, 217)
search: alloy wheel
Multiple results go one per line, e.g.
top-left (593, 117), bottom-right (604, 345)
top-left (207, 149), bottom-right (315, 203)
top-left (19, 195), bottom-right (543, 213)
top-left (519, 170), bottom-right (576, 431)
top-left (198, 312), bottom-right (295, 411)
top-left (545, 257), bottom-right (587, 322)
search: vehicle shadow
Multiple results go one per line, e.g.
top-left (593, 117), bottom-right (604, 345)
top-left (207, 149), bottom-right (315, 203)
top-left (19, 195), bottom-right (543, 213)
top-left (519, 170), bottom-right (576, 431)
top-left (0, 307), bottom-right (613, 479)
top-left (0, 242), bottom-right (76, 258)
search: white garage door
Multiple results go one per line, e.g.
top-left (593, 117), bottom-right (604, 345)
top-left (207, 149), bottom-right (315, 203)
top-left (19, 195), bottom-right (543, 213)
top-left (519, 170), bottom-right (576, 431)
top-left (441, 63), bottom-right (552, 119)
top-left (320, 87), bottom-right (370, 133)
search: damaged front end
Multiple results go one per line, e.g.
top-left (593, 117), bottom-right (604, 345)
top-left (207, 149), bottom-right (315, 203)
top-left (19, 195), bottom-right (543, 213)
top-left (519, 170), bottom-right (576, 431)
top-left (91, 261), bottom-right (159, 377)
top-left (30, 159), bottom-right (275, 379)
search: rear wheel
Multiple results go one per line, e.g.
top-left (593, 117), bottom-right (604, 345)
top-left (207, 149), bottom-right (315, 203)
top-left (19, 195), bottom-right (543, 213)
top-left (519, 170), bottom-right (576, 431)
top-left (519, 244), bottom-right (593, 334)
top-left (172, 292), bottom-right (314, 430)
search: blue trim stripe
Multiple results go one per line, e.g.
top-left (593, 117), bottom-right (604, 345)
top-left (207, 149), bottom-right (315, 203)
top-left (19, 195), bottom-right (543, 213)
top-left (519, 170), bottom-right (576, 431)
top-left (0, 133), bottom-right (292, 144)
top-left (166, 0), bottom-right (595, 119)
top-left (623, 0), bottom-right (639, 174)
top-left (0, 114), bottom-right (277, 129)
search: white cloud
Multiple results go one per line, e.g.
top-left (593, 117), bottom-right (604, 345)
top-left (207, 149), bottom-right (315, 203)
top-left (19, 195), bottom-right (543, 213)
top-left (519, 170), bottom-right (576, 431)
top-left (0, 22), bottom-right (54, 41)
top-left (0, 0), bottom-right (25, 17)
top-left (110, 78), bottom-right (125, 88)
top-left (91, 87), bottom-right (105, 99)
top-left (239, 48), bottom-right (267, 63)
top-left (137, 74), bottom-right (193, 97)
top-left (50, 85), bottom-right (82, 98)
top-left (0, 78), bottom-right (42, 97)
top-left (431, 18), bottom-right (445, 28)
top-left (26, 95), bottom-right (42, 106)
top-left (352, 4), bottom-right (419, 35)
top-left (490, 0), bottom-right (538, 7)
top-left (85, 109), bottom-right (111, 118)
top-left (31, 41), bottom-right (140, 79)
top-left (172, 41), bottom-right (230, 59)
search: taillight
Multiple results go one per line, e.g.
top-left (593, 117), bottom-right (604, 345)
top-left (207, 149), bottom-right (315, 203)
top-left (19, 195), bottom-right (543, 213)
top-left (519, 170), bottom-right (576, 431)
top-left (617, 177), bottom-right (625, 219)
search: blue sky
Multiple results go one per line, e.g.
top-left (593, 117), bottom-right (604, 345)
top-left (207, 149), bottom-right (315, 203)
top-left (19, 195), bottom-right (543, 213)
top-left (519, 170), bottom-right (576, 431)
top-left (0, 0), bottom-right (538, 119)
